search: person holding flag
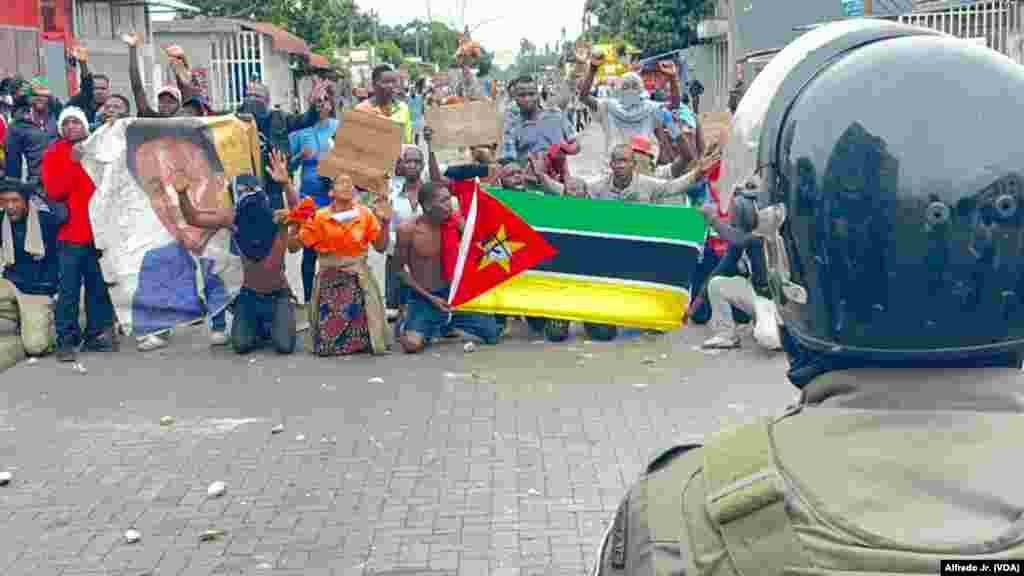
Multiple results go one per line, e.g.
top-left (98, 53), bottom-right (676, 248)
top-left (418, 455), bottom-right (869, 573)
top-left (394, 182), bottom-right (502, 354)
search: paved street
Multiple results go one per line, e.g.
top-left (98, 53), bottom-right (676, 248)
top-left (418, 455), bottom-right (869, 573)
top-left (1, 318), bottom-right (791, 576)
top-left (0, 122), bottom-right (794, 576)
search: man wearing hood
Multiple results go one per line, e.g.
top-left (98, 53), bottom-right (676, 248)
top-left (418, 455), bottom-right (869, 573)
top-left (578, 56), bottom-right (681, 168)
top-left (5, 92), bottom-right (51, 184)
top-left (176, 150), bottom-right (302, 355)
top-left (0, 178), bottom-right (59, 356)
top-left (41, 106), bottom-right (117, 362)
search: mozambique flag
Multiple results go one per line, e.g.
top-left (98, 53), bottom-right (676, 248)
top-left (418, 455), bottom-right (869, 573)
top-left (449, 187), bottom-right (557, 308)
top-left (454, 188), bottom-right (708, 331)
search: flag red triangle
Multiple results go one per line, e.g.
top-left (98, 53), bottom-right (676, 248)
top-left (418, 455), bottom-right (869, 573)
top-left (449, 186), bottom-right (557, 308)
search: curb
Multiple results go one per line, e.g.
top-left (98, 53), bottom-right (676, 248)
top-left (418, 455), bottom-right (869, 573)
top-left (0, 334), bottom-right (26, 373)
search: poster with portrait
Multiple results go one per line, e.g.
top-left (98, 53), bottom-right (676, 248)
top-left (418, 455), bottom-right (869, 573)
top-left (79, 116), bottom-right (259, 338)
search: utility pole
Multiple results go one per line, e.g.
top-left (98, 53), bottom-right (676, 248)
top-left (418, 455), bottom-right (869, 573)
top-left (425, 0), bottom-right (433, 64)
top-left (371, 10), bottom-right (378, 67)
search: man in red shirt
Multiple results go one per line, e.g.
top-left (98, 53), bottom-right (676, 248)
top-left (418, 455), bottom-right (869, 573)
top-left (42, 106), bottom-right (117, 362)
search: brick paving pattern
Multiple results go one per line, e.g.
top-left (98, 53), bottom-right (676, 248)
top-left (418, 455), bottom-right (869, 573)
top-left (0, 320), bottom-right (790, 576)
top-left (0, 125), bottom-right (793, 575)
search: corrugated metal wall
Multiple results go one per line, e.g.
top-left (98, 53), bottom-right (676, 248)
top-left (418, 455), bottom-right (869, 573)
top-left (75, 1), bottom-right (151, 101)
top-left (0, 26), bottom-right (44, 79)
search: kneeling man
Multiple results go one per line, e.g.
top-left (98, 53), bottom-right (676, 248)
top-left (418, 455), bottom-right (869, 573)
top-left (176, 151), bottom-right (302, 355)
top-left (0, 179), bottom-right (58, 356)
top-left (396, 181), bottom-right (499, 353)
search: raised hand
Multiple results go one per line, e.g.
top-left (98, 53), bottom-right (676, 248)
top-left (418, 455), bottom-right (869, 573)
top-left (164, 44), bottom-right (186, 60)
top-left (272, 209), bottom-right (291, 226)
top-left (372, 195), bottom-right (393, 222)
top-left (70, 45), bottom-right (88, 64)
top-left (267, 149), bottom-right (291, 185)
top-left (121, 32), bottom-right (141, 48)
top-left (657, 60), bottom-right (678, 78)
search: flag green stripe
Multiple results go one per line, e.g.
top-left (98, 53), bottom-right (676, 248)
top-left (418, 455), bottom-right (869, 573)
top-left (486, 187), bottom-right (707, 242)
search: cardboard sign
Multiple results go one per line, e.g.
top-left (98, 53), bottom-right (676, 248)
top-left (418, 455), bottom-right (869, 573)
top-left (319, 110), bottom-right (403, 194)
top-left (425, 100), bottom-right (502, 148)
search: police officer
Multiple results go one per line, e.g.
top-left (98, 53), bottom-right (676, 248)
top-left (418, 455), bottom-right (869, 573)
top-left (593, 19), bottom-right (1024, 575)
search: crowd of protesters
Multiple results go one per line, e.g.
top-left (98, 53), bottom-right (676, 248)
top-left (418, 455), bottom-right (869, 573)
top-left (0, 34), bottom-right (780, 367)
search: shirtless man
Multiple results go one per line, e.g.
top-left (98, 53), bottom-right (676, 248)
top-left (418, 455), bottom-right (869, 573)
top-left (176, 149), bottom-right (302, 354)
top-left (395, 181), bottom-right (499, 354)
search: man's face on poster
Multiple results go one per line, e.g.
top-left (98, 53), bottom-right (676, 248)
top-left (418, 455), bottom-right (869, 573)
top-left (133, 136), bottom-right (227, 254)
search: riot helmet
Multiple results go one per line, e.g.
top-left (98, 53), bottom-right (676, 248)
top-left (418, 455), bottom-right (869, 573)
top-left (732, 19), bottom-right (1024, 363)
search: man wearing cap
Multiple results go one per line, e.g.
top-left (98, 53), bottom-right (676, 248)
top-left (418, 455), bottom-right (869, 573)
top-left (123, 33), bottom-right (184, 117)
top-left (41, 106), bottom-right (117, 362)
top-left (27, 77), bottom-right (63, 143)
top-left (0, 178), bottom-right (59, 357)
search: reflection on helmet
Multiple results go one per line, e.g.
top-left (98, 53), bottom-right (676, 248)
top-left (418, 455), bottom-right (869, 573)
top-left (759, 21), bottom-right (1024, 361)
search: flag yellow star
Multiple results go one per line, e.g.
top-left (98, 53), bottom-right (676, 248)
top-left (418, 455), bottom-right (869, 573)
top-left (477, 225), bottom-right (526, 273)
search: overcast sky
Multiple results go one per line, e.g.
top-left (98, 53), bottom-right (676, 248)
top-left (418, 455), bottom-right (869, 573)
top-left (356, 0), bottom-right (586, 65)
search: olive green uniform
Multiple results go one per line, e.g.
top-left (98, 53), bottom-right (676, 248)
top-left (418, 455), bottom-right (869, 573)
top-left (594, 367), bottom-right (1024, 576)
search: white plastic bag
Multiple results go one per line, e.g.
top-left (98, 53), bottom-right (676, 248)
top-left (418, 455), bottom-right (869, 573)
top-left (753, 296), bottom-right (782, 350)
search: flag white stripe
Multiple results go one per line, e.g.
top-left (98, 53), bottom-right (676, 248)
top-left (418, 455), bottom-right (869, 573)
top-left (447, 186), bottom-right (479, 307)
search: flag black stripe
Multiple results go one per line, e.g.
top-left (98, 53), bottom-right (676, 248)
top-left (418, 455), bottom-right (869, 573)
top-left (534, 231), bottom-right (699, 289)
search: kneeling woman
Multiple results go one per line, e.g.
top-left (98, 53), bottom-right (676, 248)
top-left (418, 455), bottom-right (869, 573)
top-left (295, 174), bottom-right (393, 356)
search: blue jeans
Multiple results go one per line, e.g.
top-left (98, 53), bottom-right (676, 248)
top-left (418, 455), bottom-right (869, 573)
top-left (405, 288), bottom-right (499, 345)
top-left (211, 309), bottom-right (227, 332)
top-left (230, 287), bottom-right (296, 354)
top-left (56, 242), bottom-right (115, 347)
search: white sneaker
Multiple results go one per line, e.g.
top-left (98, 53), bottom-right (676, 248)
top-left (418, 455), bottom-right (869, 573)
top-left (702, 333), bottom-right (741, 349)
top-left (137, 333), bottom-right (169, 352)
top-left (210, 331), bottom-right (229, 347)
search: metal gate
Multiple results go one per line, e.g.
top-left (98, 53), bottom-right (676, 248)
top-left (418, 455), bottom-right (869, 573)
top-left (208, 30), bottom-right (265, 111)
top-left (898, 0), bottom-right (1023, 61)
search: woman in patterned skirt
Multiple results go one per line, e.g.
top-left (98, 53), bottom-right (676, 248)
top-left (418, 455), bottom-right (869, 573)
top-left (295, 174), bottom-right (393, 356)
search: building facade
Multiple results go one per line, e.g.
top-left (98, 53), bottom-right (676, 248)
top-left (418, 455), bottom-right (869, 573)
top-left (155, 18), bottom-right (313, 112)
top-left (0, 0), bottom-right (166, 102)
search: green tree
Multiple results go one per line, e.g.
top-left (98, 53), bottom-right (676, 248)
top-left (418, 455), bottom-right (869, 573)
top-left (375, 40), bottom-right (403, 67)
top-left (583, 0), bottom-right (712, 56)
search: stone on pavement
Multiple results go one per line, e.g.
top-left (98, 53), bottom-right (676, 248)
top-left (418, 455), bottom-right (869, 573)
top-left (0, 124), bottom-right (794, 575)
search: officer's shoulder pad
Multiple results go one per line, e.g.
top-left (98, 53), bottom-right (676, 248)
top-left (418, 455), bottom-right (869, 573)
top-left (645, 443), bottom-right (702, 475)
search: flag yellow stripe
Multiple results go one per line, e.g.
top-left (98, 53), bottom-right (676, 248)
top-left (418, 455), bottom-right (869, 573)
top-left (455, 272), bottom-right (689, 331)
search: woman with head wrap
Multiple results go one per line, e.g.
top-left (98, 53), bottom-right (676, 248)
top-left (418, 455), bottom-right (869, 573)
top-left (296, 174), bottom-right (394, 356)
